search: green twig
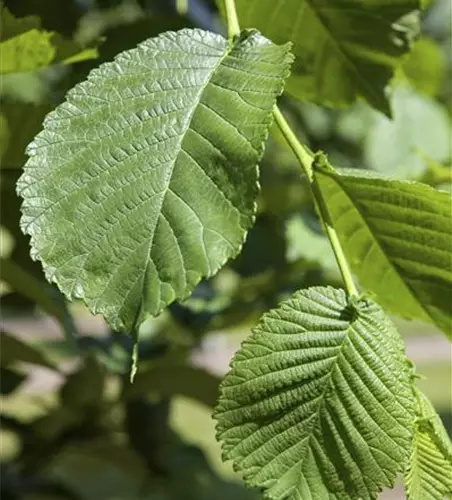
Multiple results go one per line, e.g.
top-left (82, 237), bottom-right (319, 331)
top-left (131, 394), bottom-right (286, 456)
top-left (310, 174), bottom-right (359, 297)
top-left (272, 107), bottom-right (314, 180)
top-left (272, 109), bottom-right (358, 296)
top-left (224, 0), bottom-right (240, 38)
top-left (176, 0), bottom-right (188, 15)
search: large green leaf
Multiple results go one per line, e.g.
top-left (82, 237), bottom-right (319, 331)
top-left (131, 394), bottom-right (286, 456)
top-left (18, 29), bottom-right (292, 332)
top-left (0, 4), bottom-right (100, 74)
top-left (404, 388), bottom-right (452, 500)
top-left (228, 0), bottom-right (420, 113)
top-left (315, 163), bottom-right (452, 337)
top-left (215, 286), bottom-right (415, 499)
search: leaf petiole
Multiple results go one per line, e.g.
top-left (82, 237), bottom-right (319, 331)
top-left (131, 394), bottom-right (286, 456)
top-left (273, 108), bottom-right (358, 297)
top-left (224, 0), bottom-right (241, 38)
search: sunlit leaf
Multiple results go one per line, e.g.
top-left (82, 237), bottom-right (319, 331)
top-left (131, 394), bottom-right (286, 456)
top-left (215, 286), bottom-right (415, 499)
top-left (18, 29), bottom-right (292, 332)
top-left (404, 388), bottom-right (452, 500)
top-left (316, 161), bottom-right (452, 337)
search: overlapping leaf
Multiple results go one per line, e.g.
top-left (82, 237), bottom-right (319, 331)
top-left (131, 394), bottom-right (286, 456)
top-left (228, 0), bottom-right (420, 113)
top-left (404, 388), bottom-right (452, 499)
top-left (215, 286), bottom-right (415, 500)
top-left (315, 163), bottom-right (452, 337)
top-left (0, 4), bottom-right (99, 74)
top-left (18, 28), bottom-right (293, 332)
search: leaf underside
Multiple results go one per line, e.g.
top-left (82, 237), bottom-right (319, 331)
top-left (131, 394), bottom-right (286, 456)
top-left (316, 166), bottom-right (452, 337)
top-left (215, 286), bottom-right (415, 500)
top-left (404, 389), bottom-right (452, 500)
top-left (230, 0), bottom-right (420, 113)
top-left (17, 28), bottom-right (293, 332)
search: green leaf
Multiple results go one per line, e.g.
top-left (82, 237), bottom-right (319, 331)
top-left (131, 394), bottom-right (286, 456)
top-left (18, 29), bottom-right (293, 332)
top-left (365, 87), bottom-right (451, 178)
top-left (215, 286), bottom-right (415, 500)
top-left (404, 388), bottom-right (452, 500)
top-left (228, 0), bottom-right (420, 113)
top-left (0, 4), bottom-right (100, 74)
top-left (315, 164), bottom-right (452, 337)
top-left (0, 258), bottom-right (78, 346)
top-left (0, 331), bottom-right (56, 370)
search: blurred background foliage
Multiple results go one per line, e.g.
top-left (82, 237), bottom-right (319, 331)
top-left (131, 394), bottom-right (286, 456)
top-left (0, 0), bottom-right (451, 499)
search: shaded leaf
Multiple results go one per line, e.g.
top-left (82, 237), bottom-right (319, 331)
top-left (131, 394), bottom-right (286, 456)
top-left (0, 331), bottom-right (56, 370)
top-left (228, 0), bottom-right (420, 113)
top-left (18, 29), bottom-right (293, 332)
top-left (404, 388), bottom-right (452, 499)
top-left (0, 100), bottom-right (51, 170)
top-left (126, 361), bottom-right (220, 407)
top-left (315, 162), bottom-right (452, 337)
top-left (215, 286), bottom-right (415, 500)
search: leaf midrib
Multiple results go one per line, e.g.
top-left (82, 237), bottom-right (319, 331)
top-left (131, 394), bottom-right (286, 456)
top-left (259, 314), bottom-right (357, 497)
top-left (134, 38), bottom-right (235, 329)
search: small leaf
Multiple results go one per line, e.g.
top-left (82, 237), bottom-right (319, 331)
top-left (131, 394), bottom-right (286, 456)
top-left (315, 164), bottom-right (452, 337)
top-left (226, 0), bottom-right (420, 113)
top-left (215, 286), bottom-right (415, 500)
top-left (0, 331), bottom-right (56, 370)
top-left (0, 4), bottom-right (100, 74)
top-left (18, 29), bottom-right (293, 332)
top-left (404, 388), bottom-right (452, 500)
